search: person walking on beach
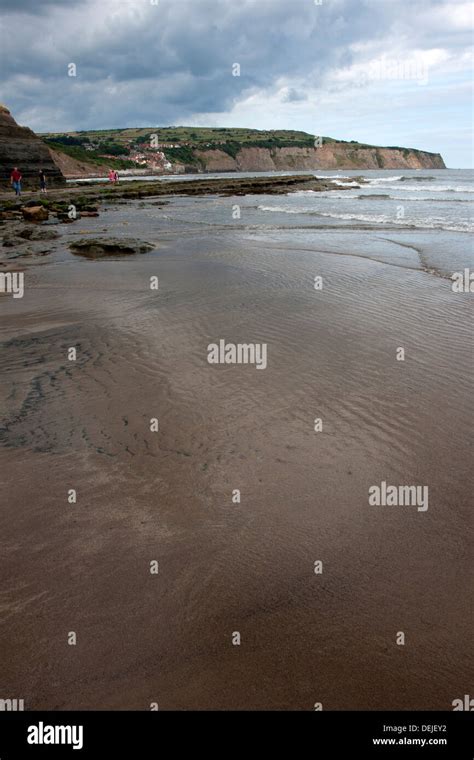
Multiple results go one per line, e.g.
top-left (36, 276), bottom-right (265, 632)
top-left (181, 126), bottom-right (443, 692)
top-left (39, 169), bottom-right (47, 194)
top-left (10, 167), bottom-right (22, 197)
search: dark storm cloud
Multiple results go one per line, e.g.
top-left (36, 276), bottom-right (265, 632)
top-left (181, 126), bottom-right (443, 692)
top-left (0, 0), bottom-right (470, 132)
top-left (0, 0), bottom-right (85, 12)
top-left (0, 0), bottom-right (380, 126)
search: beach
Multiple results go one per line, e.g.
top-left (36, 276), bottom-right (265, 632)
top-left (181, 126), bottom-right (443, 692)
top-left (0, 170), bottom-right (472, 710)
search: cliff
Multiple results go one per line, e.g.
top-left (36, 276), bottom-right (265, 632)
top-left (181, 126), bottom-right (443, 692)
top-left (48, 147), bottom-right (108, 179)
top-left (0, 105), bottom-right (66, 189)
top-left (39, 124), bottom-right (446, 177)
top-left (194, 143), bottom-right (445, 172)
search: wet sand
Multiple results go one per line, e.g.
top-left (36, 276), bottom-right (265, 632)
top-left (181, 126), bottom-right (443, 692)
top-left (0, 199), bottom-right (472, 709)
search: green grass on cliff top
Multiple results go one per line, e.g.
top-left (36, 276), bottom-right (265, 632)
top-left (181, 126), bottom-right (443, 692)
top-left (41, 125), bottom-right (394, 150)
top-left (40, 126), bottom-right (440, 166)
top-left (41, 126), bottom-right (326, 144)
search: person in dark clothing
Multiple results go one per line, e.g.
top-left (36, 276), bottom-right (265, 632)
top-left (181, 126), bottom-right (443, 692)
top-left (10, 167), bottom-right (22, 196)
top-left (39, 169), bottom-right (47, 194)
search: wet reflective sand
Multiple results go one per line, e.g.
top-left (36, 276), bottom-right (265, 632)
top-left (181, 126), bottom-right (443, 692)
top-left (0, 199), bottom-right (472, 709)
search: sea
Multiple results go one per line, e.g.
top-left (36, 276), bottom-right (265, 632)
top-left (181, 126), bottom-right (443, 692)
top-left (75, 167), bottom-right (473, 273)
top-left (129, 167), bottom-right (474, 278)
top-left (74, 166), bottom-right (473, 231)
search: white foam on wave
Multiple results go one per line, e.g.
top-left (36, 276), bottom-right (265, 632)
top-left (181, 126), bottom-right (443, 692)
top-left (316, 211), bottom-right (473, 231)
top-left (385, 195), bottom-right (468, 202)
top-left (366, 176), bottom-right (404, 184)
top-left (331, 180), bottom-right (361, 187)
top-left (389, 184), bottom-right (474, 193)
top-left (257, 204), bottom-right (473, 231)
top-left (315, 174), bottom-right (351, 179)
top-left (258, 205), bottom-right (301, 213)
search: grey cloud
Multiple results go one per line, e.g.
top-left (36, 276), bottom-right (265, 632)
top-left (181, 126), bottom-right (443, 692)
top-left (0, 0), bottom-right (85, 12)
top-left (283, 89), bottom-right (307, 103)
top-left (0, 0), bottom-right (470, 132)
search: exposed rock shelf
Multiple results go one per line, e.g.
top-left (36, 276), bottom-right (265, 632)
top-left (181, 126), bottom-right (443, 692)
top-left (0, 173), bottom-right (362, 207)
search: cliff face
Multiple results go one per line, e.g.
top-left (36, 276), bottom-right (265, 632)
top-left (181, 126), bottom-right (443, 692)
top-left (0, 105), bottom-right (66, 189)
top-left (195, 143), bottom-right (445, 172)
top-left (48, 147), bottom-right (109, 179)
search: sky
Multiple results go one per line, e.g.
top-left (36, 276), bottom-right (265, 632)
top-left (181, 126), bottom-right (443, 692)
top-left (0, 0), bottom-right (472, 167)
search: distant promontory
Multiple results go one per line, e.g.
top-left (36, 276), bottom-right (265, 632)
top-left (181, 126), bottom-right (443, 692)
top-left (41, 125), bottom-right (446, 176)
top-left (0, 106), bottom-right (445, 187)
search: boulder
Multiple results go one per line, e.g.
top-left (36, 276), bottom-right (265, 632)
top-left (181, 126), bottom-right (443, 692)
top-left (22, 206), bottom-right (49, 222)
top-left (69, 237), bottom-right (154, 258)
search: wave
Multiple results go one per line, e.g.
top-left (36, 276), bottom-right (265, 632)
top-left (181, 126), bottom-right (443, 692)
top-left (365, 176), bottom-right (404, 184)
top-left (258, 205), bottom-right (301, 213)
top-left (353, 193), bottom-right (470, 203)
top-left (358, 193), bottom-right (391, 200)
top-left (331, 180), bottom-right (362, 187)
top-left (291, 191), bottom-right (469, 202)
top-left (400, 175), bottom-right (436, 182)
top-left (381, 195), bottom-right (470, 203)
top-left (392, 185), bottom-right (474, 193)
top-left (257, 205), bottom-right (472, 232)
top-left (362, 176), bottom-right (473, 193)
top-left (316, 174), bottom-right (352, 179)
top-left (315, 211), bottom-right (473, 232)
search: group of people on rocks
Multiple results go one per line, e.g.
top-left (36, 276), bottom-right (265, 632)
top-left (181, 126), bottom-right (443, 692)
top-left (10, 167), bottom-right (47, 197)
top-left (9, 166), bottom-right (119, 196)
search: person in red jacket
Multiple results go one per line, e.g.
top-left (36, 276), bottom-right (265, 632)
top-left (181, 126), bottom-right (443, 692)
top-left (10, 167), bottom-right (22, 196)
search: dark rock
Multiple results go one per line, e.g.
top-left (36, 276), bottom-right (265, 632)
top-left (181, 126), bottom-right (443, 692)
top-left (2, 234), bottom-right (28, 247)
top-left (69, 237), bottom-right (154, 258)
top-left (17, 227), bottom-right (59, 241)
top-left (0, 105), bottom-right (66, 190)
